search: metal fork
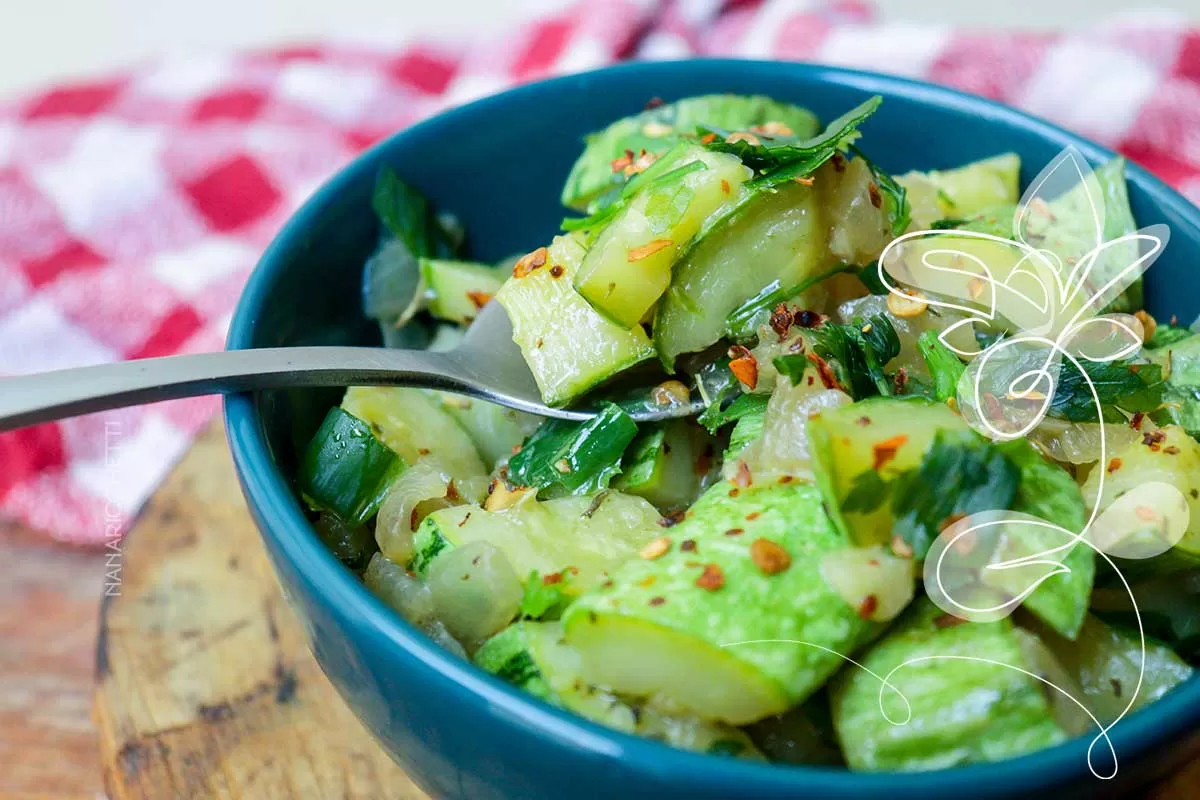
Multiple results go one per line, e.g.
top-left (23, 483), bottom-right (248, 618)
top-left (0, 303), bottom-right (695, 432)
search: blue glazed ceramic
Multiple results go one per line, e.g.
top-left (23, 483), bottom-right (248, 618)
top-left (225, 60), bottom-right (1200, 799)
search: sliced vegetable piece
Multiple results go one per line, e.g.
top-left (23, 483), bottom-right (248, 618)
top-left (411, 491), bottom-right (661, 588)
top-left (1081, 424), bottom-right (1200, 574)
top-left (561, 94), bottom-right (819, 211)
top-left (506, 403), bottom-right (639, 495)
top-left (613, 421), bottom-right (704, 511)
top-left (831, 597), bottom-right (1066, 772)
top-left (363, 552), bottom-right (435, 625)
top-left (313, 511), bottom-right (377, 572)
top-left (299, 407), bottom-right (405, 526)
top-left (654, 181), bottom-right (830, 370)
top-left (564, 482), bottom-right (879, 724)
top-left (1023, 614), bottom-right (1193, 725)
top-left (435, 394), bottom-right (540, 471)
top-left (419, 258), bottom-right (505, 324)
top-left (1150, 333), bottom-right (1200, 439)
top-left (895, 152), bottom-right (1020, 226)
top-left (496, 233), bottom-right (656, 406)
top-left (427, 539), bottom-right (524, 648)
top-left (573, 146), bottom-right (751, 327)
top-left (341, 386), bottom-right (488, 499)
top-left (374, 461), bottom-right (455, 565)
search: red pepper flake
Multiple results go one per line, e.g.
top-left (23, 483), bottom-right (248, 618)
top-left (857, 594), bottom-right (879, 619)
top-left (750, 538), bottom-right (791, 575)
top-left (1130, 411), bottom-right (1145, 431)
top-left (891, 535), bottom-right (914, 558)
top-left (549, 264), bottom-right (565, 279)
top-left (680, 539), bottom-right (697, 552)
top-left (872, 434), bottom-right (908, 471)
top-left (779, 475), bottom-right (795, 484)
top-left (867, 182), bottom-right (882, 208)
top-left (727, 345), bottom-right (759, 390)
top-left (793, 175), bottom-right (815, 186)
top-left (807, 352), bottom-right (841, 390)
top-left (807, 376), bottom-right (815, 386)
top-left (831, 152), bottom-right (846, 172)
top-left (893, 368), bottom-right (909, 395)
top-left (1107, 457), bottom-right (1123, 473)
top-left (536, 337), bottom-right (544, 349)
top-left (1143, 430), bottom-right (1166, 451)
top-left (695, 563), bottom-right (725, 591)
top-left (733, 460), bottom-right (753, 488)
top-left (457, 512), bottom-right (472, 528)
top-left (658, 509), bottom-right (686, 528)
top-left (644, 96), bottom-right (664, 110)
top-left (610, 149), bottom-right (635, 173)
top-left (601, 579), bottom-right (615, 589)
top-left (649, 596), bottom-right (666, 606)
top-left (1135, 506), bottom-right (1157, 522)
top-left (700, 132), bottom-right (717, 144)
top-left (409, 508), bottom-right (420, 529)
top-left (694, 443), bottom-right (714, 477)
top-left (512, 247), bottom-right (548, 277)
top-left (720, 178), bottom-right (731, 195)
top-left (729, 488), bottom-right (740, 498)
top-left (466, 290), bottom-right (493, 309)
top-left (637, 575), bottom-right (657, 588)
top-left (1164, 445), bottom-right (1181, 455)
top-left (418, 448), bottom-right (431, 456)
top-left (628, 239), bottom-right (673, 262)
top-left (746, 512), bottom-right (761, 521)
top-left (934, 613), bottom-right (967, 629)
top-left (543, 571), bottom-right (564, 585)
top-left (769, 303), bottom-right (794, 339)
top-left (724, 528), bottom-right (745, 537)
top-left (856, 416), bottom-right (872, 427)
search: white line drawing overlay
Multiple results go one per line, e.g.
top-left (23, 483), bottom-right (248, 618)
top-left (723, 147), bottom-right (1188, 779)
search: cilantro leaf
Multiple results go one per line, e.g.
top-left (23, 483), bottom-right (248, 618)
top-left (917, 330), bottom-right (966, 402)
top-left (507, 404), bottom-right (638, 494)
top-left (1048, 359), bottom-right (1166, 422)
top-left (372, 168), bottom-right (458, 259)
top-left (775, 315), bottom-right (900, 399)
top-left (698, 391), bottom-right (769, 434)
top-left (841, 469), bottom-right (893, 514)
top-left (891, 429), bottom-right (1021, 559)
top-left (700, 96), bottom-right (882, 189)
top-left (1146, 324), bottom-right (1194, 350)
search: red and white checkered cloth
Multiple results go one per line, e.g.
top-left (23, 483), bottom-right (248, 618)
top-left (3, 0), bottom-right (1200, 544)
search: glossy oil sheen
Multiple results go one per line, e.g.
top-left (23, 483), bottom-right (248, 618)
top-left (225, 60), bottom-right (1200, 799)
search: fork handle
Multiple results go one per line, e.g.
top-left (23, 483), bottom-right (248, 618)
top-left (0, 347), bottom-right (465, 433)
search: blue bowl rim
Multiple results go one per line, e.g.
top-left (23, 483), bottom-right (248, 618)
top-left (225, 58), bottom-right (1200, 793)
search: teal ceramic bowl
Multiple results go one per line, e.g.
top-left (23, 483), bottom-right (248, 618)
top-left (225, 60), bottom-right (1200, 799)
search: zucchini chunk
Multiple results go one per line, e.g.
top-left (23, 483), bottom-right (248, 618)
top-left (341, 386), bottom-right (488, 498)
top-left (299, 407), bottom-right (405, 526)
top-left (434, 393), bottom-right (539, 471)
top-left (419, 258), bottom-right (505, 324)
top-left (411, 491), bottom-right (661, 588)
top-left (573, 146), bottom-right (751, 327)
top-left (561, 94), bottom-right (819, 211)
top-left (495, 233), bottom-right (655, 406)
top-left (613, 420), bottom-right (706, 511)
top-left (564, 481), bottom-right (882, 724)
top-left (808, 397), bottom-right (1093, 638)
top-left (896, 153), bottom-right (1020, 227)
top-left (831, 597), bottom-right (1067, 772)
top-left (476, 621), bottom-right (762, 756)
top-left (1081, 424), bottom-right (1200, 575)
top-left (1023, 614), bottom-right (1193, 725)
top-left (654, 180), bottom-right (830, 370)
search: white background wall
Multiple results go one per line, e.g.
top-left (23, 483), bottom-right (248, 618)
top-left (1, 0), bottom-right (1198, 97)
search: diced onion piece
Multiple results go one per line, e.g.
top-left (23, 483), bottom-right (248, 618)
top-left (729, 377), bottom-right (851, 481)
top-left (363, 553), bottom-right (435, 625)
top-left (821, 157), bottom-right (892, 266)
top-left (428, 540), bottom-right (523, 648)
top-left (818, 545), bottom-right (915, 623)
top-left (1029, 417), bottom-right (1140, 466)
top-left (376, 462), bottom-right (453, 564)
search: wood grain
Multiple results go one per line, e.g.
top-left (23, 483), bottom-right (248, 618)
top-left (92, 422), bottom-right (424, 799)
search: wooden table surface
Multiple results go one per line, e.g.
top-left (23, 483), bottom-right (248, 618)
top-left (2, 421), bottom-right (1199, 798)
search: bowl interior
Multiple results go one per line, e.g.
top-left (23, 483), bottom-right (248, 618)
top-left (226, 59), bottom-right (1200, 794)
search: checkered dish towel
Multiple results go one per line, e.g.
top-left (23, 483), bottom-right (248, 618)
top-left (2, 0), bottom-right (1199, 544)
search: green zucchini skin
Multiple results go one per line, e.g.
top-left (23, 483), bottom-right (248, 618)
top-left (411, 492), bottom-right (661, 587)
top-left (564, 481), bottom-right (879, 724)
top-left (831, 597), bottom-right (1067, 772)
top-left (653, 181), bottom-right (829, 371)
top-left (418, 258), bottom-right (505, 325)
top-left (573, 146), bottom-right (751, 328)
top-left (298, 407), bottom-right (405, 526)
top-left (561, 94), bottom-right (819, 212)
top-left (495, 233), bottom-right (655, 407)
top-left (613, 420), bottom-right (705, 511)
